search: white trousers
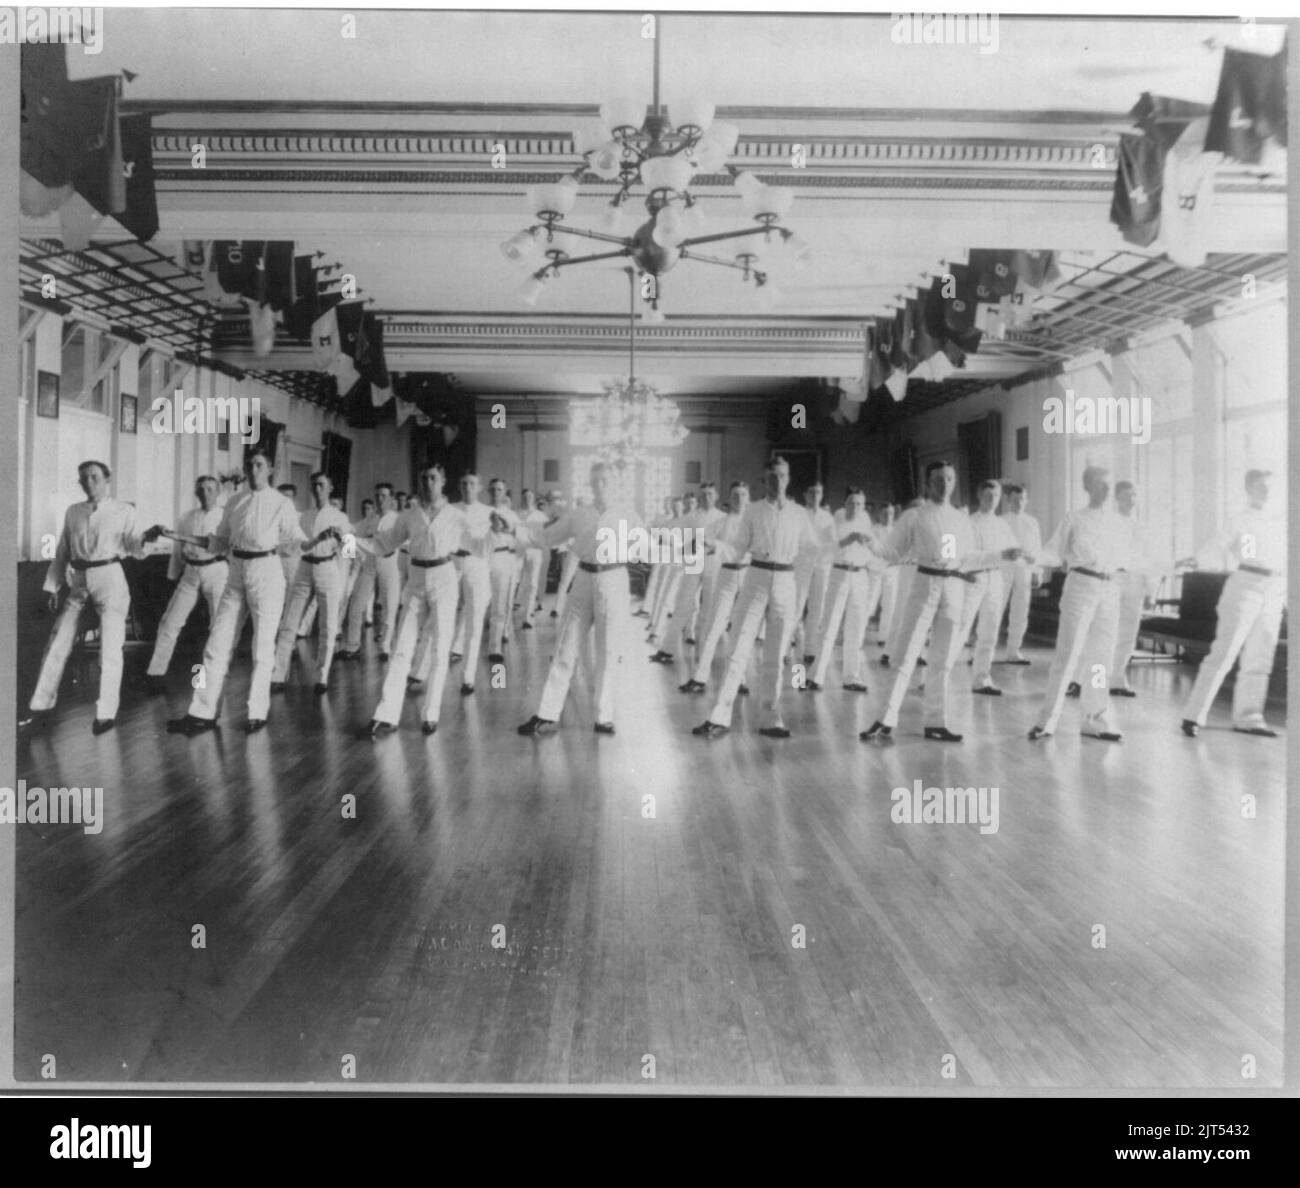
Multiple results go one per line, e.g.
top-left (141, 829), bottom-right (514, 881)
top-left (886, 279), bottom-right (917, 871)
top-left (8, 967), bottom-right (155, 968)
top-left (374, 563), bottom-right (459, 725)
top-left (1002, 563), bottom-right (1032, 657)
top-left (554, 551), bottom-right (580, 620)
top-left (793, 561), bottom-right (830, 653)
top-left (649, 564), bottom-right (682, 640)
top-left (874, 567), bottom-right (900, 645)
top-left (691, 565), bottom-right (746, 682)
top-left (879, 572), bottom-right (968, 730)
top-left (537, 567), bottom-right (628, 724)
top-left (886, 564), bottom-right (918, 661)
top-left (452, 556), bottom-right (491, 677)
top-left (670, 563), bottom-right (706, 651)
top-left (272, 557), bottom-right (345, 684)
top-left (1035, 571), bottom-right (1120, 733)
top-left (810, 567), bottom-right (873, 687)
top-left (960, 569), bottom-right (1006, 687)
top-left (707, 566), bottom-right (798, 729)
top-left (147, 560), bottom-right (229, 677)
top-left (520, 547), bottom-right (545, 624)
top-left (188, 555), bottom-right (286, 721)
top-left (643, 562), bottom-right (666, 613)
top-left (487, 550), bottom-right (517, 654)
top-left (31, 562), bottom-right (132, 720)
top-left (1183, 571), bottom-right (1284, 728)
top-left (344, 554), bottom-right (400, 652)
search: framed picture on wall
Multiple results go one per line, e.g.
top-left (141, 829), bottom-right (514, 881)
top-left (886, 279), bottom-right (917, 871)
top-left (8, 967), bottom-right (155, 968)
top-left (120, 393), bottom-right (138, 435)
top-left (216, 411), bottom-right (230, 453)
top-left (36, 370), bottom-right (59, 419)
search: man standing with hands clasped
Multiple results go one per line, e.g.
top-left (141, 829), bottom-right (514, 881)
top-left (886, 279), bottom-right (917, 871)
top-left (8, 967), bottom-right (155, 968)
top-left (860, 461), bottom-right (1023, 744)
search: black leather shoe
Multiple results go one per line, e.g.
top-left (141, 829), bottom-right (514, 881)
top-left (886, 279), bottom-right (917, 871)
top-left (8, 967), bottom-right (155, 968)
top-left (244, 719), bottom-right (267, 734)
top-left (860, 720), bottom-right (891, 741)
top-left (1181, 719), bottom-right (1199, 737)
top-left (522, 622), bottom-right (534, 630)
top-left (1028, 726), bottom-right (1052, 741)
top-left (1110, 687), bottom-right (1137, 698)
top-left (594, 722), bottom-right (615, 735)
top-left (843, 682), bottom-right (869, 693)
top-left (336, 650), bottom-right (360, 662)
top-left (678, 679), bottom-right (707, 694)
top-left (880, 655), bottom-right (890, 667)
top-left (802, 680), bottom-right (821, 692)
top-left (550, 610), bottom-right (557, 618)
top-left (170, 715), bottom-right (218, 737)
top-left (358, 720), bottom-right (395, 739)
top-left (449, 652), bottom-right (462, 663)
top-left (924, 726), bottom-right (963, 742)
top-left (518, 715), bottom-right (558, 737)
top-left (379, 652), bottom-right (389, 662)
top-left (487, 653), bottom-right (505, 664)
top-left (973, 685), bottom-right (1003, 696)
top-left (692, 721), bottom-right (729, 739)
top-left (270, 682), bottom-right (287, 694)
top-left (649, 651), bottom-right (674, 664)
top-left (1083, 730), bottom-right (1122, 742)
top-left (91, 718), bottom-right (115, 735)
top-left (422, 721), bottom-right (438, 735)
top-left (737, 684), bottom-right (750, 697)
top-left (684, 637), bottom-right (697, 646)
top-left (759, 726), bottom-right (791, 739)
top-left (916, 657), bottom-right (927, 668)
top-left (1005, 657), bottom-right (1031, 666)
top-left (1233, 725), bottom-right (1278, 738)
top-left (460, 683), bottom-right (475, 696)
top-left (1066, 682), bottom-right (1081, 698)
top-left (18, 711), bottom-right (49, 732)
top-left (314, 683), bottom-right (329, 695)
top-left (802, 654), bottom-right (814, 666)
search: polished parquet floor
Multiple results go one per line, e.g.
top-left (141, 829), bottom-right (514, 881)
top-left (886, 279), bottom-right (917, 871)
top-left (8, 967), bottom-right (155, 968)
top-left (13, 597), bottom-right (1287, 1088)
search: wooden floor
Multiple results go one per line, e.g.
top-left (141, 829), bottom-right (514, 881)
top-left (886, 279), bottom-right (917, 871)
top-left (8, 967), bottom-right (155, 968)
top-left (13, 599), bottom-right (1287, 1089)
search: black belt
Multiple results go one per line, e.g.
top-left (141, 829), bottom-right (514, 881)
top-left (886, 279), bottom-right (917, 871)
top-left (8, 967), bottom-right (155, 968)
top-left (834, 563), bottom-right (867, 572)
top-left (70, 557), bottom-right (121, 571)
top-left (233, 548), bottom-right (276, 560)
top-left (303, 554), bottom-right (338, 565)
top-left (722, 562), bottom-right (748, 571)
top-left (917, 565), bottom-right (975, 583)
top-left (579, 561), bottom-right (624, 573)
top-left (185, 556), bottom-right (225, 567)
top-left (411, 556), bottom-right (452, 569)
top-left (1071, 567), bottom-right (1112, 582)
top-left (1239, 564), bottom-right (1276, 577)
top-left (454, 550), bottom-right (471, 558)
top-left (494, 546), bottom-right (515, 553)
top-left (752, 560), bottom-right (794, 573)
top-left (380, 551), bottom-right (397, 559)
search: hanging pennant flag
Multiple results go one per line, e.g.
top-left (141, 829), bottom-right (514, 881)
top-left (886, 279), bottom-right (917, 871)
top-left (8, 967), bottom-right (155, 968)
top-left (355, 313), bottom-right (389, 388)
top-left (941, 264), bottom-right (979, 335)
top-left (283, 255), bottom-right (322, 339)
top-left (243, 297), bottom-right (277, 357)
top-left (915, 284), bottom-right (942, 363)
top-left (70, 76), bottom-right (125, 217)
top-left (967, 249), bottom-right (1019, 300)
top-left (1110, 133), bottom-right (1165, 248)
top-left (214, 241), bottom-right (266, 300)
top-left (1204, 43), bottom-right (1288, 164)
top-left (311, 306), bottom-right (341, 370)
top-left (335, 301), bottom-right (366, 364)
top-left (20, 171), bottom-right (73, 217)
top-left (1157, 116), bottom-right (1222, 269)
top-left (1010, 250), bottom-right (1061, 295)
top-left (1130, 92), bottom-right (1212, 150)
top-left (202, 242), bottom-right (242, 308)
top-left (263, 242), bottom-right (296, 311)
top-left (107, 113), bottom-right (157, 241)
top-left (58, 191), bottom-right (105, 251)
top-left (884, 368), bottom-right (908, 403)
top-left (371, 381), bottom-right (393, 408)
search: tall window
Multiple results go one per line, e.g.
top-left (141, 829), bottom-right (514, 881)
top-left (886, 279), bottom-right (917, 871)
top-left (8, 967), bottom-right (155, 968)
top-left (60, 325), bottom-right (112, 415)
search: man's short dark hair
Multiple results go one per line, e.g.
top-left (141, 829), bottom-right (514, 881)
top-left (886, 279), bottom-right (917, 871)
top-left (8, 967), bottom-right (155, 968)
top-left (925, 460), bottom-right (953, 480)
top-left (844, 485), bottom-right (864, 498)
top-left (79, 460), bottom-right (111, 480)
top-left (310, 471), bottom-right (330, 486)
top-left (1002, 483), bottom-right (1024, 497)
top-left (1114, 480), bottom-right (1135, 496)
top-left (375, 482), bottom-right (394, 495)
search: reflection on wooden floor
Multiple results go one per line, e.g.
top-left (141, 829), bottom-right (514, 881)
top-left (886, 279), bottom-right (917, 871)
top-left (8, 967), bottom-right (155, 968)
top-left (13, 603), bottom-right (1286, 1088)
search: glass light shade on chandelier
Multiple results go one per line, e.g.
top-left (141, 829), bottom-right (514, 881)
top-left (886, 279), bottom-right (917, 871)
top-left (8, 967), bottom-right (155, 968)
top-left (500, 228), bottom-right (542, 265)
top-left (599, 204), bottom-right (629, 234)
top-left (518, 273), bottom-right (548, 306)
top-left (638, 154), bottom-right (695, 195)
top-left (589, 143), bottom-right (624, 180)
top-left (742, 183), bottom-right (794, 221)
top-left (600, 96), bottom-right (646, 133)
top-left (526, 177), bottom-right (579, 218)
top-left (670, 97), bottom-right (715, 134)
top-left (651, 204), bottom-right (686, 249)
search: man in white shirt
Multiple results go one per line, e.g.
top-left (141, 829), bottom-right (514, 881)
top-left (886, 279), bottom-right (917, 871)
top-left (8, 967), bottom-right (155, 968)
top-left (793, 481), bottom-right (837, 664)
top-left (963, 480), bottom-right (1020, 696)
top-left (22, 459), bottom-right (148, 735)
top-left (640, 495), bottom-right (679, 620)
top-left (1180, 469), bottom-right (1286, 738)
top-left (680, 481), bottom-right (752, 694)
top-left (358, 463), bottom-right (469, 738)
top-left (806, 487), bottom-right (878, 693)
top-left (692, 456), bottom-right (822, 739)
top-left (517, 488), bottom-right (549, 630)
top-left (340, 483), bottom-right (401, 659)
top-left (517, 462), bottom-right (642, 735)
top-left (861, 463), bottom-right (1022, 742)
top-left (998, 483), bottom-right (1043, 665)
top-left (449, 473), bottom-right (493, 694)
top-left (652, 482), bottom-right (723, 665)
top-left (145, 474), bottom-right (228, 691)
top-left (484, 477), bottom-right (520, 664)
top-left (648, 490), bottom-right (697, 647)
top-left (166, 448), bottom-right (333, 736)
top-left (1026, 465), bottom-right (1131, 742)
top-left (270, 472), bottom-right (352, 694)
top-left (868, 503), bottom-right (900, 650)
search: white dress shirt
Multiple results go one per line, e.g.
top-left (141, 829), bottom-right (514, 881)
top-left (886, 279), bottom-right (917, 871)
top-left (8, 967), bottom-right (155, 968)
top-left (299, 505), bottom-right (353, 561)
top-left (46, 497), bottom-right (146, 592)
top-left (807, 506), bottom-right (837, 566)
top-left (832, 511), bottom-right (875, 567)
top-left (524, 504), bottom-right (644, 565)
top-left (1038, 506), bottom-right (1132, 574)
top-left (209, 487), bottom-right (306, 556)
top-left (718, 498), bottom-right (821, 567)
top-left (874, 501), bottom-right (1007, 571)
top-left (968, 510), bottom-right (1019, 570)
top-left (168, 505), bottom-right (227, 580)
top-left (459, 501), bottom-right (494, 559)
top-left (488, 504), bottom-right (520, 553)
top-left (376, 500), bottom-right (470, 562)
top-left (1194, 505), bottom-right (1287, 574)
